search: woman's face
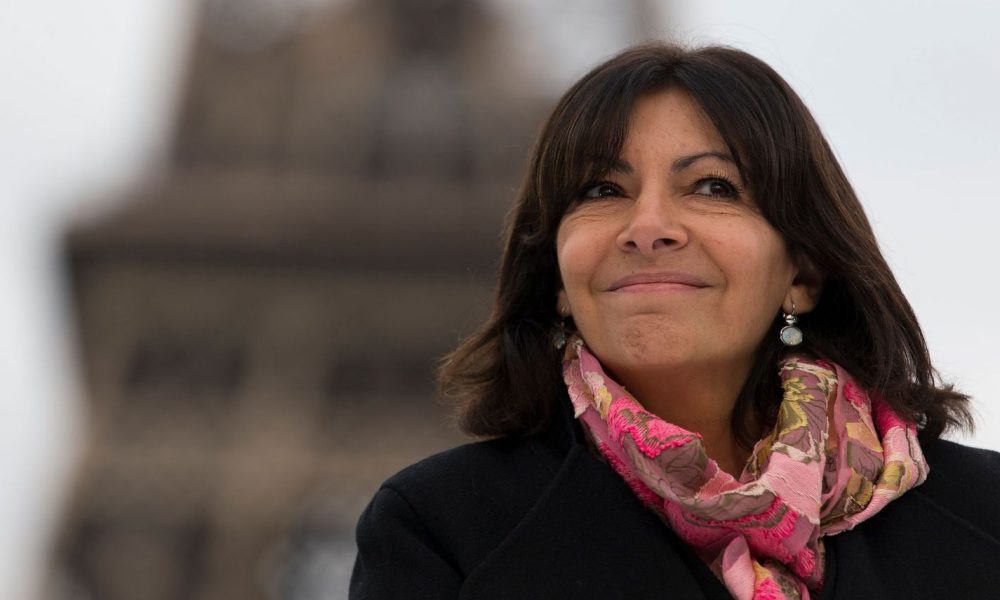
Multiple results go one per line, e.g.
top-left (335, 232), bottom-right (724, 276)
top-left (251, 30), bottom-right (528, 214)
top-left (556, 87), bottom-right (811, 381)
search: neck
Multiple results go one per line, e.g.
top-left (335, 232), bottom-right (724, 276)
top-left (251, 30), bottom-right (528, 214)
top-left (612, 361), bottom-right (756, 478)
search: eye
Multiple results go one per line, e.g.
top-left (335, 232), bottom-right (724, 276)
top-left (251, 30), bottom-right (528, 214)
top-left (694, 175), bottom-right (743, 199)
top-left (580, 181), bottom-right (624, 200)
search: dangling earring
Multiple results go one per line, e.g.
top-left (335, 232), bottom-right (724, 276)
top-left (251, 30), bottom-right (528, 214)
top-left (779, 301), bottom-right (804, 346)
top-left (553, 306), bottom-right (570, 349)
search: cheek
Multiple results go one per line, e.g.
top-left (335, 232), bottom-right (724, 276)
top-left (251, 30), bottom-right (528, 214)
top-left (556, 223), bottom-right (601, 295)
top-left (711, 226), bottom-right (795, 304)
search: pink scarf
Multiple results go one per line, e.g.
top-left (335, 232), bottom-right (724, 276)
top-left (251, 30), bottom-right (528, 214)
top-left (562, 339), bottom-right (928, 600)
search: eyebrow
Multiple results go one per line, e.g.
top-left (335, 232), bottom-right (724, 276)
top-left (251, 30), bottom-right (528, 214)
top-left (671, 151), bottom-right (737, 173)
top-left (606, 151), bottom-right (737, 175)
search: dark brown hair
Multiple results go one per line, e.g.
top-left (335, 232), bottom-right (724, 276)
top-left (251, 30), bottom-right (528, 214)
top-left (438, 42), bottom-right (972, 446)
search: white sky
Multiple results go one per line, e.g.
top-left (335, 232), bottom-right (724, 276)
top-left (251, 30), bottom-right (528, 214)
top-left (0, 2), bottom-right (194, 598)
top-left (1, 1), bottom-right (997, 598)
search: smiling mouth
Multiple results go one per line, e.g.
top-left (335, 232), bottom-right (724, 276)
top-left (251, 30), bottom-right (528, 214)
top-left (611, 282), bottom-right (708, 293)
top-left (607, 272), bottom-right (711, 292)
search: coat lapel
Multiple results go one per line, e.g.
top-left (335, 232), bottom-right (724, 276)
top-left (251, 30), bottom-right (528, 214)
top-left (458, 399), bottom-right (734, 600)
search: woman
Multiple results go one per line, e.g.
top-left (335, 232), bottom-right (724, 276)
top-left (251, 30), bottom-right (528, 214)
top-left (349, 43), bottom-right (1000, 599)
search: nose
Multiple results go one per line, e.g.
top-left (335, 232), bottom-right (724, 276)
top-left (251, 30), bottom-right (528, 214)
top-left (615, 189), bottom-right (689, 256)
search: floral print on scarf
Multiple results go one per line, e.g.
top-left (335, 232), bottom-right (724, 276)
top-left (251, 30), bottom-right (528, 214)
top-left (563, 339), bottom-right (928, 600)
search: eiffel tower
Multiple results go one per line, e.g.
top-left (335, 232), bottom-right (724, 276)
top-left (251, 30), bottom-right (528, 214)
top-left (49, 1), bottom-right (660, 598)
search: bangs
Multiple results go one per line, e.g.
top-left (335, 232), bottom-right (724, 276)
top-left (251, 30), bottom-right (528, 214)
top-left (529, 63), bottom-right (667, 242)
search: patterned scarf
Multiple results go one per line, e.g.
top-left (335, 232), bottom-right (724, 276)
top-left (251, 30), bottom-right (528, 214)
top-left (562, 339), bottom-right (928, 600)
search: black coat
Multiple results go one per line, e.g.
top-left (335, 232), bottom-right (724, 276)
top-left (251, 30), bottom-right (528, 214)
top-left (350, 398), bottom-right (1000, 599)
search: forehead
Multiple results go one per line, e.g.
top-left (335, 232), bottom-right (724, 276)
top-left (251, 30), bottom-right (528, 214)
top-left (626, 87), bottom-right (728, 156)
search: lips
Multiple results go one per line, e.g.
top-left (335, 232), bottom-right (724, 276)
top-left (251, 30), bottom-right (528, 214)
top-left (607, 271), bottom-right (710, 292)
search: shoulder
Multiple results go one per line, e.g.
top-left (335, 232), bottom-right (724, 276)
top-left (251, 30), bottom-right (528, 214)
top-left (360, 431), bottom-right (570, 576)
top-left (383, 428), bottom-right (565, 510)
top-left (912, 438), bottom-right (1000, 542)
top-left (827, 438), bottom-right (1000, 598)
top-left (919, 437), bottom-right (1000, 494)
top-left (383, 431), bottom-right (566, 502)
top-left (921, 437), bottom-right (1000, 474)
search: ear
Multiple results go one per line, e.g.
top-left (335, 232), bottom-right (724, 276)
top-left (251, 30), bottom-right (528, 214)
top-left (783, 255), bottom-right (824, 315)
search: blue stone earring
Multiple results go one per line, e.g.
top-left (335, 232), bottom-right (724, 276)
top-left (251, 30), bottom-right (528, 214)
top-left (780, 301), bottom-right (804, 346)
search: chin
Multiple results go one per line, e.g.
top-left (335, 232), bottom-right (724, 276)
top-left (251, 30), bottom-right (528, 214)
top-left (589, 323), bottom-right (698, 374)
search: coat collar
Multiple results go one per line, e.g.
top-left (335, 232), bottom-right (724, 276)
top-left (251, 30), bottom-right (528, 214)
top-left (458, 396), bottom-right (735, 599)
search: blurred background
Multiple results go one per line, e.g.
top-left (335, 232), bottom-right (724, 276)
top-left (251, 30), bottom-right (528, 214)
top-left (3, 1), bottom-right (998, 599)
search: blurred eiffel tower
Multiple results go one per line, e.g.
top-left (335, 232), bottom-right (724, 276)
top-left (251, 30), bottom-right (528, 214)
top-left (47, 1), bottom-right (661, 598)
